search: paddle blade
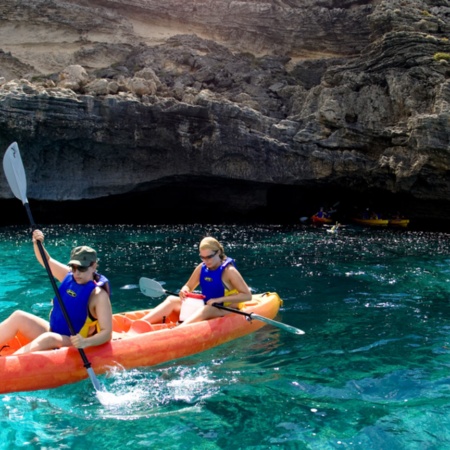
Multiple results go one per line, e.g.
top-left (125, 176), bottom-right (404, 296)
top-left (251, 313), bottom-right (305, 335)
top-left (3, 142), bottom-right (28, 204)
top-left (86, 367), bottom-right (103, 392)
top-left (139, 277), bottom-right (166, 298)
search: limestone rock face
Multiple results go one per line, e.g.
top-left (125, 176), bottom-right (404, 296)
top-left (0, 0), bottom-right (449, 223)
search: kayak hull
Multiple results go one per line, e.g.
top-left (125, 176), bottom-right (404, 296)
top-left (352, 218), bottom-right (389, 227)
top-left (0, 292), bottom-right (281, 394)
top-left (389, 219), bottom-right (410, 228)
top-left (311, 215), bottom-right (332, 224)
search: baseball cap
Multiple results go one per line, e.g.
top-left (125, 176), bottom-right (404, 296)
top-left (68, 246), bottom-right (97, 267)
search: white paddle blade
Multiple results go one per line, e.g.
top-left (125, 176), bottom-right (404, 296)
top-left (3, 142), bottom-right (28, 204)
top-left (139, 277), bottom-right (166, 298)
top-left (251, 313), bottom-right (305, 335)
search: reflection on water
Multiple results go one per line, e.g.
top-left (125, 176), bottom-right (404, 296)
top-left (1, 224), bottom-right (450, 448)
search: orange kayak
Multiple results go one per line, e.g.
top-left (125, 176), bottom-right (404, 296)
top-left (0, 292), bottom-right (281, 394)
top-left (311, 215), bottom-right (332, 224)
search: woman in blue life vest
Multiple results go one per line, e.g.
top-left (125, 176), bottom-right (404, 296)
top-left (0, 230), bottom-right (112, 355)
top-left (140, 236), bottom-right (252, 326)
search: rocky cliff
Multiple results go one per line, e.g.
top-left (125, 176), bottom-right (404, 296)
top-left (0, 0), bottom-right (449, 227)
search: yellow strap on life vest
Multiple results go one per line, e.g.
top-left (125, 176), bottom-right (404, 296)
top-left (78, 317), bottom-right (99, 338)
top-left (224, 289), bottom-right (244, 310)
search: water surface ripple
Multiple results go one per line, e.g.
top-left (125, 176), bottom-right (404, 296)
top-left (1, 224), bottom-right (450, 449)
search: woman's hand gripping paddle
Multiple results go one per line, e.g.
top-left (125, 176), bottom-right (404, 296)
top-left (3, 142), bottom-right (104, 392)
top-left (139, 277), bottom-right (305, 335)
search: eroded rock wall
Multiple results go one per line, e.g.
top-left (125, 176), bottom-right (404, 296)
top-left (0, 0), bottom-right (449, 223)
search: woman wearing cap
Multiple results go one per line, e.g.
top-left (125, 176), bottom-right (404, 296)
top-left (0, 230), bottom-right (113, 354)
top-left (140, 236), bottom-right (252, 326)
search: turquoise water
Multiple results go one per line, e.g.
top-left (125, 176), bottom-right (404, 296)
top-left (1, 223), bottom-right (450, 449)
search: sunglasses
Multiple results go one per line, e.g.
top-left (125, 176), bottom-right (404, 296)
top-left (199, 251), bottom-right (218, 261)
top-left (70, 263), bottom-right (93, 273)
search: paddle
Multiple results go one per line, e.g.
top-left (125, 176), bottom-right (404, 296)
top-left (3, 142), bottom-right (103, 392)
top-left (139, 277), bottom-right (305, 335)
top-left (327, 201), bottom-right (340, 215)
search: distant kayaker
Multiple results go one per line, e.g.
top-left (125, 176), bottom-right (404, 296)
top-left (0, 230), bottom-right (113, 355)
top-left (315, 207), bottom-right (329, 219)
top-left (330, 222), bottom-right (340, 233)
top-left (140, 237), bottom-right (252, 326)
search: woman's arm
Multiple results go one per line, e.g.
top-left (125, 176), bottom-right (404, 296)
top-left (70, 288), bottom-right (112, 348)
top-left (32, 230), bottom-right (70, 282)
top-left (179, 263), bottom-right (202, 299)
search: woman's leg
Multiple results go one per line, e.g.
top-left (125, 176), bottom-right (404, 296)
top-left (14, 332), bottom-right (71, 355)
top-left (179, 304), bottom-right (227, 326)
top-left (141, 295), bottom-right (181, 323)
top-left (0, 310), bottom-right (49, 346)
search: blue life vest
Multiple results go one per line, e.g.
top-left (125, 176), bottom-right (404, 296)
top-left (200, 257), bottom-right (235, 302)
top-left (49, 273), bottom-right (109, 336)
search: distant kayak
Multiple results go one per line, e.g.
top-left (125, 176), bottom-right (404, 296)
top-left (311, 215), bottom-right (333, 224)
top-left (352, 218), bottom-right (389, 227)
top-left (389, 219), bottom-right (410, 228)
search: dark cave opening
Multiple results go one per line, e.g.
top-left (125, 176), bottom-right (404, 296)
top-left (1, 180), bottom-right (450, 232)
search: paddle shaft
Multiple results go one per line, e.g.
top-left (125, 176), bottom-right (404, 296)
top-left (161, 287), bottom-right (255, 320)
top-left (211, 302), bottom-right (304, 334)
top-left (3, 144), bottom-right (101, 391)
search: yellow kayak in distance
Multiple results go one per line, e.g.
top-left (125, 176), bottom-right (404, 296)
top-left (389, 219), bottom-right (410, 228)
top-left (352, 218), bottom-right (389, 227)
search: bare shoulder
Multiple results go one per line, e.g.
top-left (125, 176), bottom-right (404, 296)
top-left (225, 264), bottom-right (239, 274)
top-left (90, 286), bottom-right (111, 304)
top-left (224, 264), bottom-right (243, 280)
